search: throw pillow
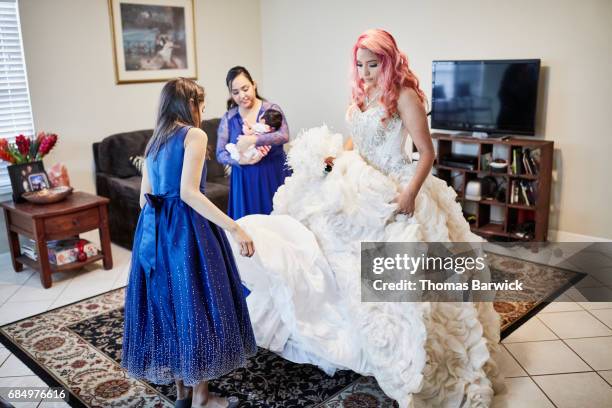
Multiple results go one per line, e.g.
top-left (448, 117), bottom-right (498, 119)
top-left (129, 155), bottom-right (144, 175)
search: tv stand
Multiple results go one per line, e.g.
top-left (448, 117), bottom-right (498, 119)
top-left (426, 133), bottom-right (554, 241)
top-left (472, 132), bottom-right (511, 140)
top-left (449, 132), bottom-right (510, 140)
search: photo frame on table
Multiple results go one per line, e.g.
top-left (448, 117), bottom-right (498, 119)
top-left (108, 0), bottom-right (197, 84)
top-left (7, 161), bottom-right (49, 203)
top-left (27, 172), bottom-right (50, 191)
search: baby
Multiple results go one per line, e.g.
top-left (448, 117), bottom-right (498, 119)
top-left (226, 109), bottom-right (282, 162)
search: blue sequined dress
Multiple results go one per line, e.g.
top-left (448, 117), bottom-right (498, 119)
top-left (122, 125), bottom-right (257, 386)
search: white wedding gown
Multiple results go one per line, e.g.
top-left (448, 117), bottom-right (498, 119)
top-left (227, 105), bottom-right (504, 407)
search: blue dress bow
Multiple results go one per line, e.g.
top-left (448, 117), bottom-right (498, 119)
top-left (139, 192), bottom-right (180, 280)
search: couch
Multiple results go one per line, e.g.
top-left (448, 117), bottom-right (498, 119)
top-left (93, 119), bottom-right (228, 249)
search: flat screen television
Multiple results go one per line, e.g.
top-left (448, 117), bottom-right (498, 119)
top-left (431, 59), bottom-right (540, 136)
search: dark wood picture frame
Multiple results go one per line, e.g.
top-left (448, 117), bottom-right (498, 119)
top-left (7, 161), bottom-right (49, 203)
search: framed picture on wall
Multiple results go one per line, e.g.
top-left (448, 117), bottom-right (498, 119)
top-left (108, 0), bottom-right (197, 84)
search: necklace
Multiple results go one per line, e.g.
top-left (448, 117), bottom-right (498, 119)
top-left (365, 89), bottom-right (381, 108)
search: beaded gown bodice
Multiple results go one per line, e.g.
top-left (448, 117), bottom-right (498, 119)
top-left (349, 104), bottom-right (413, 182)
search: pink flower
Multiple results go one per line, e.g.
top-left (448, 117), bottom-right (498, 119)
top-left (37, 133), bottom-right (57, 157)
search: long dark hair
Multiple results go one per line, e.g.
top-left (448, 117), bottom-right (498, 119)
top-left (145, 78), bottom-right (204, 158)
top-left (225, 66), bottom-right (265, 110)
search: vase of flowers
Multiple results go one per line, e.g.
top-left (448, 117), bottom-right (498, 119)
top-left (0, 132), bottom-right (58, 202)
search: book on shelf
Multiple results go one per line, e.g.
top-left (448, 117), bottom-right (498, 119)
top-left (529, 148), bottom-right (541, 174)
top-left (20, 238), bottom-right (99, 266)
top-left (520, 181), bottom-right (531, 206)
top-left (526, 181), bottom-right (537, 204)
top-left (522, 152), bottom-right (532, 175)
top-left (510, 180), bottom-right (520, 204)
top-left (21, 241), bottom-right (38, 261)
top-left (509, 180), bottom-right (537, 206)
top-left (480, 152), bottom-right (492, 171)
top-left (512, 147), bottom-right (540, 176)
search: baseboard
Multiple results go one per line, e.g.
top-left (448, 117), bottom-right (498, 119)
top-left (548, 229), bottom-right (612, 242)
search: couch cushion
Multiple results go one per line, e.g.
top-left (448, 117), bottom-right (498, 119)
top-left (107, 176), bottom-right (141, 203)
top-left (97, 121), bottom-right (225, 179)
top-left (208, 175), bottom-right (230, 187)
top-left (205, 181), bottom-right (229, 199)
top-left (201, 118), bottom-right (226, 179)
top-left (106, 175), bottom-right (226, 205)
top-left (98, 130), bottom-right (152, 177)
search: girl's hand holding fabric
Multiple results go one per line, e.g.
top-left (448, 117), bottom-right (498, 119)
top-left (230, 225), bottom-right (255, 257)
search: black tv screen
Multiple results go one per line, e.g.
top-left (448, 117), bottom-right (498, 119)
top-left (431, 59), bottom-right (540, 135)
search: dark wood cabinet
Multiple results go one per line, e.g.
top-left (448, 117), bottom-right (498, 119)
top-left (428, 134), bottom-right (553, 241)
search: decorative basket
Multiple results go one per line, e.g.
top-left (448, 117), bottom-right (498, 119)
top-left (22, 186), bottom-right (73, 204)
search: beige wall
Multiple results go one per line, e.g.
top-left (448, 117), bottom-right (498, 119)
top-left (260, 0), bottom-right (612, 239)
top-left (3, 0), bottom-right (610, 249)
top-left (19, 0), bottom-right (262, 193)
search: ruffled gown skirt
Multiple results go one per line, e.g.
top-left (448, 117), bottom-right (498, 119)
top-left (227, 129), bottom-right (504, 407)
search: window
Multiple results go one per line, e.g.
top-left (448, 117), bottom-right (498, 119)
top-left (0, 0), bottom-right (34, 196)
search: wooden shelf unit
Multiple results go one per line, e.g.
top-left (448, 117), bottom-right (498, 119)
top-left (430, 133), bottom-right (553, 241)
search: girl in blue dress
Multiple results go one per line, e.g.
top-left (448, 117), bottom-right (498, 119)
top-left (122, 78), bottom-right (257, 408)
top-left (216, 66), bottom-right (291, 219)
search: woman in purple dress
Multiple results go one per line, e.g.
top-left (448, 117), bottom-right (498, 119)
top-left (216, 66), bottom-right (290, 219)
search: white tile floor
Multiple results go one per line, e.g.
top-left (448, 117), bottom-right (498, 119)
top-left (0, 238), bottom-right (611, 407)
top-left (493, 279), bottom-right (612, 407)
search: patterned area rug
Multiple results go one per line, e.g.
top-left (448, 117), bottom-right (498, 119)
top-left (0, 252), bottom-right (583, 407)
top-left (487, 252), bottom-right (584, 335)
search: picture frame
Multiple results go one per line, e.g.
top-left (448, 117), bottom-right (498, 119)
top-left (27, 172), bottom-right (51, 192)
top-left (7, 161), bottom-right (49, 203)
top-left (108, 0), bottom-right (197, 84)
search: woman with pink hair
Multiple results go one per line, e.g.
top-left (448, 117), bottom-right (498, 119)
top-left (344, 28), bottom-right (432, 218)
top-left (225, 29), bottom-right (504, 406)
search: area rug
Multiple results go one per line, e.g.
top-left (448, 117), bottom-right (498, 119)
top-left (487, 251), bottom-right (584, 336)
top-left (0, 252), bottom-right (584, 407)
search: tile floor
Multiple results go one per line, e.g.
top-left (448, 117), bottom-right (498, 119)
top-left (0, 236), bottom-right (611, 407)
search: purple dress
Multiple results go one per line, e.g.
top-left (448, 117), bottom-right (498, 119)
top-left (216, 101), bottom-right (290, 219)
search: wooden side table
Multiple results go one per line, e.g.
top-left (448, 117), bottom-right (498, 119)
top-left (1, 191), bottom-right (113, 288)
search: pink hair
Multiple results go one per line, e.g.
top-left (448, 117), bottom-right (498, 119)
top-left (350, 29), bottom-right (427, 122)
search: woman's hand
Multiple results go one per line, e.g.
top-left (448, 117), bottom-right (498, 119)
top-left (230, 225), bottom-right (255, 257)
top-left (236, 134), bottom-right (258, 151)
top-left (395, 186), bottom-right (417, 217)
top-left (256, 146), bottom-right (271, 156)
top-left (238, 153), bottom-right (263, 165)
